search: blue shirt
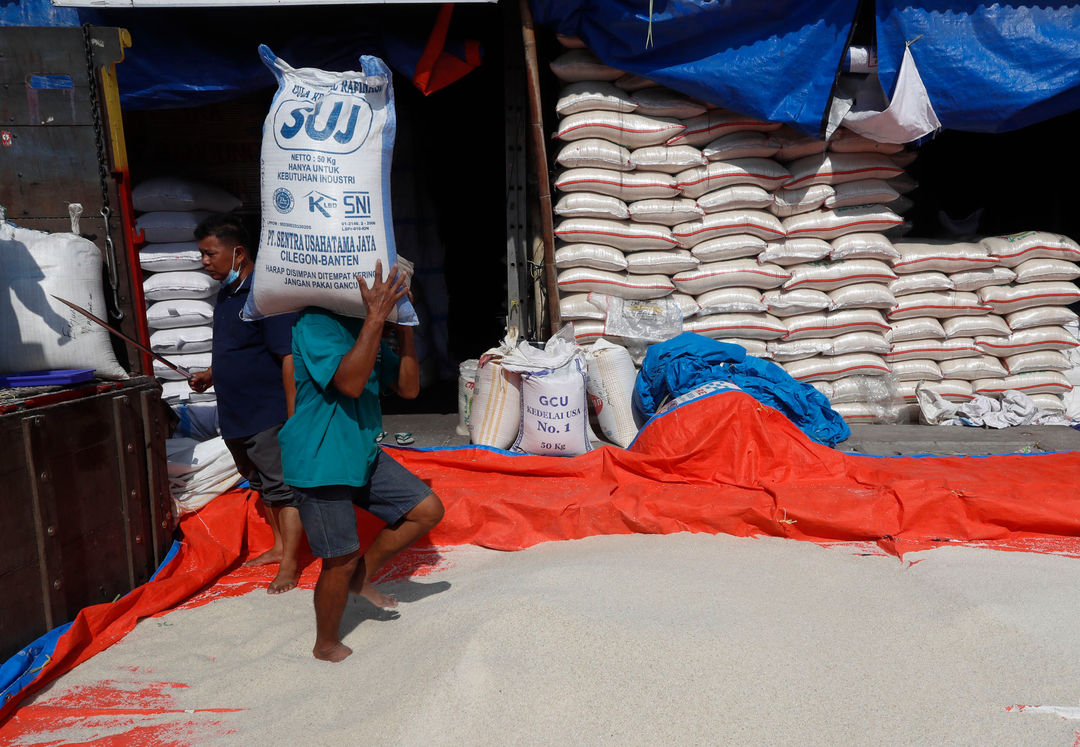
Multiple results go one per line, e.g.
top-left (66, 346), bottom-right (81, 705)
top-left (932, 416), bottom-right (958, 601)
top-left (212, 275), bottom-right (297, 439)
top-left (279, 308), bottom-right (400, 488)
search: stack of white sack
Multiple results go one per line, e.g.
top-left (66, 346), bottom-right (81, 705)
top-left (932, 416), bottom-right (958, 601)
top-left (166, 436), bottom-right (242, 515)
top-left (134, 176), bottom-right (241, 404)
top-left (825, 231), bottom-right (1080, 424)
top-left (546, 42), bottom-right (917, 424)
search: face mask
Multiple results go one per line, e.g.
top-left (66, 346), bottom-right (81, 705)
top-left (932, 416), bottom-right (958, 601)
top-left (222, 247), bottom-right (240, 287)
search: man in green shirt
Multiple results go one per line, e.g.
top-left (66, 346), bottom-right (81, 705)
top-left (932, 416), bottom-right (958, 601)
top-left (280, 261), bottom-right (444, 663)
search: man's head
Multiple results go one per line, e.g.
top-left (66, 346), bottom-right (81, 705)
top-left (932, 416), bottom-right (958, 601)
top-left (195, 213), bottom-right (254, 284)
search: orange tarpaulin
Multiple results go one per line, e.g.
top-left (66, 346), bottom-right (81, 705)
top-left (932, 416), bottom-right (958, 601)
top-left (3, 387), bottom-right (1080, 729)
top-left (395, 389), bottom-right (1080, 554)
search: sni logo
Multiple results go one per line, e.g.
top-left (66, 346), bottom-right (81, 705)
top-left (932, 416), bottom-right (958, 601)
top-left (272, 96), bottom-right (374, 155)
top-left (305, 191), bottom-right (337, 218)
top-left (343, 192), bottom-right (371, 218)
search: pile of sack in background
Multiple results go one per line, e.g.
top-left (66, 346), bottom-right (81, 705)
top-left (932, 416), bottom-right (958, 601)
top-left (133, 176), bottom-right (243, 513)
top-left (545, 45), bottom-right (1080, 424)
top-left (134, 175), bottom-right (239, 408)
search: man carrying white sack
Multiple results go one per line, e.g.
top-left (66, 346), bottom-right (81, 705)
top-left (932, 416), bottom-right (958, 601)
top-left (191, 213), bottom-right (304, 594)
top-left (279, 260), bottom-right (444, 663)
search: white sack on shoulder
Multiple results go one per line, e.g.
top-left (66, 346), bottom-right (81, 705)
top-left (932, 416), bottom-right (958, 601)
top-left (244, 46), bottom-right (417, 325)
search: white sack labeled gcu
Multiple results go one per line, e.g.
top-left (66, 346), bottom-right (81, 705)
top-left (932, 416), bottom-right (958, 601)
top-left (244, 45), bottom-right (418, 325)
top-left (503, 326), bottom-right (592, 457)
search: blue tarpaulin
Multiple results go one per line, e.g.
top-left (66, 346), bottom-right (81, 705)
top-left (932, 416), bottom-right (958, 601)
top-left (532, 0), bottom-right (1080, 136)
top-left (874, 1), bottom-right (1080, 134)
top-left (0, 1), bottom-right (482, 109)
top-left (633, 333), bottom-right (852, 447)
top-left (531, 0), bottom-right (860, 137)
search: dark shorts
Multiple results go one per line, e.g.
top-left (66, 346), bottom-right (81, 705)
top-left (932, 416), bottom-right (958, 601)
top-left (224, 423), bottom-right (298, 508)
top-left (294, 449), bottom-right (433, 559)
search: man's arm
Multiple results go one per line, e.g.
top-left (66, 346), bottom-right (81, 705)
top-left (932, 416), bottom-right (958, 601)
top-left (390, 325), bottom-right (420, 400)
top-left (332, 261), bottom-right (409, 398)
top-left (281, 354), bottom-right (296, 417)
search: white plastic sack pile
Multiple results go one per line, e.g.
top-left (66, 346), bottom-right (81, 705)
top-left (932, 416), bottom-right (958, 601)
top-left (502, 326), bottom-right (592, 456)
top-left (166, 436), bottom-right (242, 515)
top-left (172, 401), bottom-right (220, 441)
top-left (0, 222), bottom-right (127, 379)
top-left (243, 45), bottom-right (417, 325)
top-left (133, 176), bottom-right (242, 214)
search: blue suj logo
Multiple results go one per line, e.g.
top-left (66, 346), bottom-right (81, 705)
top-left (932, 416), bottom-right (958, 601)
top-left (305, 191), bottom-right (337, 218)
top-left (273, 187), bottom-right (294, 214)
top-left (343, 191), bottom-right (371, 218)
top-left (272, 96), bottom-right (374, 155)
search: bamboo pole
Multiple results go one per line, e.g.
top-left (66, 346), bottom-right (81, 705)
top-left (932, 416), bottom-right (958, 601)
top-left (518, 0), bottom-right (562, 337)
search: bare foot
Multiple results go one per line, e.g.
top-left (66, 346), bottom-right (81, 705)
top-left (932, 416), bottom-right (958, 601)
top-left (267, 569), bottom-right (299, 594)
top-left (313, 641), bottom-right (352, 662)
top-left (244, 548), bottom-right (283, 567)
top-left (354, 580), bottom-right (398, 609)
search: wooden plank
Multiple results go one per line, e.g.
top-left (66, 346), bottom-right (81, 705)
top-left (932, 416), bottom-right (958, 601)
top-left (113, 394), bottom-right (152, 588)
top-left (32, 390), bottom-right (145, 615)
top-left (0, 417), bottom-right (50, 662)
top-left (59, 521), bottom-right (131, 610)
top-left (0, 418), bottom-right (38, 578)
top-left (141, 388), bottom-right (175, 566)
top-left (22, 415), bottom-right (66, 630)
top-left (0, 566), bottom-right (50, 663)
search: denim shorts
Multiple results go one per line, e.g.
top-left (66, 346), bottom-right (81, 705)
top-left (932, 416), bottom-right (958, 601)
top-left (224, 423), bottom-right (298, 508)
top-left (294, 449), bottom-right (433, 559)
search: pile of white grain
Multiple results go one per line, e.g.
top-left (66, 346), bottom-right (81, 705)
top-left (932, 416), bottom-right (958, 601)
top-left (21, 533), bottom-right (1080, 744)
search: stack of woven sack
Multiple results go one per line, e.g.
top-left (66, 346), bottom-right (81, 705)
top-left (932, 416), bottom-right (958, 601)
top-left (878, 232), bottom-right (1080, 421)
top-left (134, 176), bottom-right (241, 408)
top-left (546, 45), bottom-right (911, 416)
top-left (546, 44), bottom-right (1080, 426)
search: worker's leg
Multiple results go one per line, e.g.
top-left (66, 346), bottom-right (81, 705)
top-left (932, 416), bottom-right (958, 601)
top-left (350, 450), bottom-right (445, 607)
top-left (295, 484), bottom-right (363, 661)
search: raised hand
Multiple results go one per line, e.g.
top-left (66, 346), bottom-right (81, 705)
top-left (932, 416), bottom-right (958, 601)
top-left (356, 259), bottom-right (408, 322)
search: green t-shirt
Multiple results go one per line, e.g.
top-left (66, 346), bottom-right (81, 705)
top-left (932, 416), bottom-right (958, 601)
top-left (279, 308), bottom-right (400, 488)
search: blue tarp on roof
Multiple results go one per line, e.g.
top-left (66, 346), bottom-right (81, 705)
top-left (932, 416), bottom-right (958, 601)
top-left (874, 1), bottom-right (1080, 134)
top-left (532, 0), bottom-right (1080, 136)
top-left (531, 0), bottom-right (860, 136)
top-left (0, 1), bottom-right (479, 110)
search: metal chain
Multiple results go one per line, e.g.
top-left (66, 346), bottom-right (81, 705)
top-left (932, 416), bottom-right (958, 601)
top-left (82, 24), bottom-right (124, 320)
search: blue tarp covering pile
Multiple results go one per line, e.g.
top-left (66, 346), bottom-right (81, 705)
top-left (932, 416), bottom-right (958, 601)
top-left (874, 1), bottom-right (1080, 133)
top-left (3, 0), bottom-right (1078, 131)
top-left (633, 333), bottom-right (851, 448)
top-left (532, 0), bottom-right (859, 137)
top-left (532, 0), bottom-right (1080, 136)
